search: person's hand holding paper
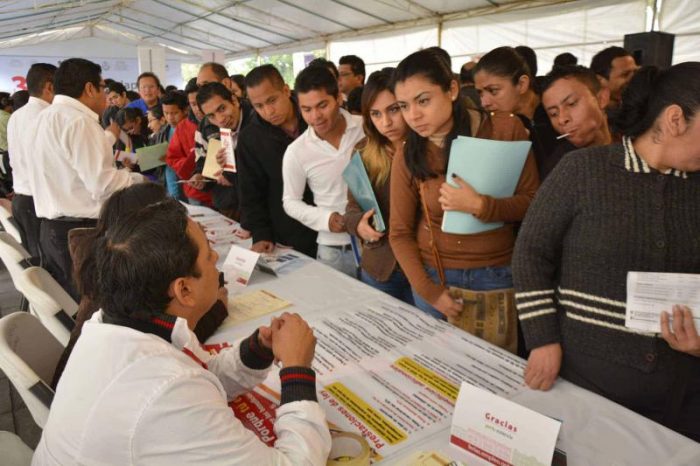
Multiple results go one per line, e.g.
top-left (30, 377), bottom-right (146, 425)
top-left (439, 174), bottom-right (485, 214)
top-left (357, 209), bottom-right (384, 243)
top-left (661, 304), bottom-right (700, 357)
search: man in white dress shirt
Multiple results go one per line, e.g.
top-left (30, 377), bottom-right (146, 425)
top-left (30, 58), bottom-right (143, 297)
top-left (282, 65), bottom-right (364, 277)
top-left (7, 63), bottom-right (56, 259)
top-left (32, 197), bottom-right (330, 465)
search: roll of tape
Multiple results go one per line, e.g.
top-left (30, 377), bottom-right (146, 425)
top-left (326, 431), bottom-right (371, 466)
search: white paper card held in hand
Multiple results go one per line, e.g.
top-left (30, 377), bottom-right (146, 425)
top-left (220, 128), bottom-right (236, 173)
top-left (625, 271), bottom-right (700, 333)
top-left (222, 245), bottom-right (260, 286)
top-left (450, 382), bottom-right (561, 466)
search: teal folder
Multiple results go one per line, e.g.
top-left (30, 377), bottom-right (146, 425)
top-left (136, 142), bottom-right (168, 172)
top-left (442, 136), bottom-right (531, 235)
top-left (342, 152), bottom-right (386, 232)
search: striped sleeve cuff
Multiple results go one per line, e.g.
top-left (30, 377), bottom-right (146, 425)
top-left (279, 367), bottom-right (318, 405)
top-left (516, 289), bottom-right (561, 350)
top-left (239, 329), bottom-right (274, 370)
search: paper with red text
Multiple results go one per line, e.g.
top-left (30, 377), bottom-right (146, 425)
top-left (450, 382), bottom-right (561, 466)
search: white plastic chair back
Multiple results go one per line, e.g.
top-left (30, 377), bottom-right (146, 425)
top-left (0, 431), bottom-right (34, 466)
top-left (0, 232), bottom-right (32, 289)
top-left (0, 312), bottom-right (63, 428)
top-left (0, 203), bottom-right (22, 244)
top-left (16, 267), bottom-right (77, 346)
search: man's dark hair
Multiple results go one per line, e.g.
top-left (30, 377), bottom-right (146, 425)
top-left (196, 82), bottom-right (234, 110)
top-left (165, 84), bottom-right (178, 92)
top-left (200, 62), bottom-right (229, 82)
top-left (26, 63), bottom-right (57, 97)
top-left (148, 104), bottom-right (164, 120)
top-left (137, 71), bottom-right (161, 88)
top-left (590, 46), bottom-right (633, 80)
top-left (295, 64), bottom-right (339, 97)
top-left (515, 45), bottom-right (538, 76)
top-left (553, 52), bottom-right (578, 68)
top-left (345, 86), bottom-right (363, 114)
top-left (95, 198), bottom-right (200, 321)
top-left (0, 92), bottom-right (11, 111)
top-left (540, 65), bottom-right (601, 96)
top-left (106, 81), bottom-right (127, 96)
top-left (245, 64), bottom-right (285, 90)
top-left (115, 107), bottom-right (144, 126)
top-left (230, 74), bottom-right (246, 96)
top-left (184, 77), bottom-right (199, 95)
top-left (339, 55), bottom-right (366, 80)
top-left (11, 90), bottom-right (29, 111)
top-left (76, 183), bottom-right (168, 300)
top-left (459, 63), bottom-right (474, 85)
top-left (161, 90), bottom-right (188, 110)
top-left (126, 90), bottom-right (140, 101)
top-left (307, 57), bottom-right (339, 79)
top-left (53, 58), bottom-right (102, 99)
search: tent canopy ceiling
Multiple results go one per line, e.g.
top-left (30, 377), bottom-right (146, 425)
top-left (0, 0), bottom-right (573, 58)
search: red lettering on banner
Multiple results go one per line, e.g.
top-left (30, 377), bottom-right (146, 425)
top-left (12, 76), bottom-right (27, 91)
top-left (450, 435), bottom-right (513, 466)
top-left (230, 391), bottom-right (278, 446)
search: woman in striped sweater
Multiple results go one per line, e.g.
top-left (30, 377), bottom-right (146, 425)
top-left (513, 63), bottom-right (700, 441)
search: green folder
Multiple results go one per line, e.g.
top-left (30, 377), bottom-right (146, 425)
top-left (442, 136), bottom-right (531, 235)
top-left (342, 152), bottom-right (386, 232)
top-left (136, 142), bottom-right (168, 172)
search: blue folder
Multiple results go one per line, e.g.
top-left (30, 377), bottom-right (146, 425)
top-left (442, 136), bottom-right (531, 235)
top-left (342, 152), bottom-right (386, 232)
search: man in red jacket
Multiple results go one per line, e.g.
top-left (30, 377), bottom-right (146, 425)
top-left (166, 78), bottom-right (213, 206)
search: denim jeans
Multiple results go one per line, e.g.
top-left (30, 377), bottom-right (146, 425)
top-left (317, 244), bottom-right (357, 278)
top-left (360, 269), bottom-right (415, 305)
top-left (412, 265), bottom-right (513, 320)
top-left (164, 165), bottom-right (186, 201)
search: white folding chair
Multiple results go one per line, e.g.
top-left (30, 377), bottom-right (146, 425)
top-left (0, 431), bottom-right (34, 466)
top-left (0, 312), bottom-right (63, 428)
top-left (15, 267), bottom-right (78, 346)
top-left (0, 202), bottom-right (22, 244)
top-left (0, 232), bottom-right (33, 311)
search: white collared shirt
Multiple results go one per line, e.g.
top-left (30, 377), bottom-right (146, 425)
top-left (282, 108), bottom-right (364, 245)
top-left (32, 311), bottom-right (331, 465)
top-left (29, 95), bottom-right (143, 219)
top-left (7, 96), bottom-right (50, 196)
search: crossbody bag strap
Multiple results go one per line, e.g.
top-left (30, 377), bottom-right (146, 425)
top-left (418, 181), bottom-right (446, 286)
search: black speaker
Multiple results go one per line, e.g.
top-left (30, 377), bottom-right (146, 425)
top-left (623, 31), bottom-right (675, 68)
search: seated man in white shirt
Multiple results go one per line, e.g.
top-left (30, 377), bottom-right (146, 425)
top-left (282, 65), bottom-right (365, 277)
top-left (7, 62), bottom-right (56, 259)
top-left (33, 197), bottom-right (331, 465)
top-left (30, 58), bottom-right (143, 298)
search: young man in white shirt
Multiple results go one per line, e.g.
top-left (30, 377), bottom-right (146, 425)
top-left (30, 58), bottom-right (143, 297)
top-left (33, 197), bottom-right (330, 465)
top-left (282, 65), bottom-right (365, 277)
top-left (7, 63), bottom-right (56, 259)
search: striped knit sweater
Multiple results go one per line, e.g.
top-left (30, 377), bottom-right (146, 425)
top-left (512, 139), bottom-right (700, 372)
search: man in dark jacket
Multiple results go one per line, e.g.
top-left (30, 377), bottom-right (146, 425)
top-left (236, 65), bottom-right (317, 258)
top-left (190, 63), bottom-right (253, 223)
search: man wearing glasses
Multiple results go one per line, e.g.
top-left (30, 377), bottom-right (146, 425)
top-left (31, 58), bottom-right (144, 298)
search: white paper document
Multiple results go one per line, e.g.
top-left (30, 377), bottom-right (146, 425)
top-left (222, 245), bottom-right (261, 286)
top-left (219, 128), bottom-right (236, 173)
top-left (625, 271), bottom-right (700, 333)
top-left (450, 382), bottom-right (561, 466)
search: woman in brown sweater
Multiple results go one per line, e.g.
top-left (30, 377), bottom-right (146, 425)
top-left (389, 49), bottom-right (539, 323)
top-left (344, 69), bottom-right (413, 304)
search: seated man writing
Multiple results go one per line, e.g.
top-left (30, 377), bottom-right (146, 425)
top-left (33, 197), bottom-right (331, 465)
